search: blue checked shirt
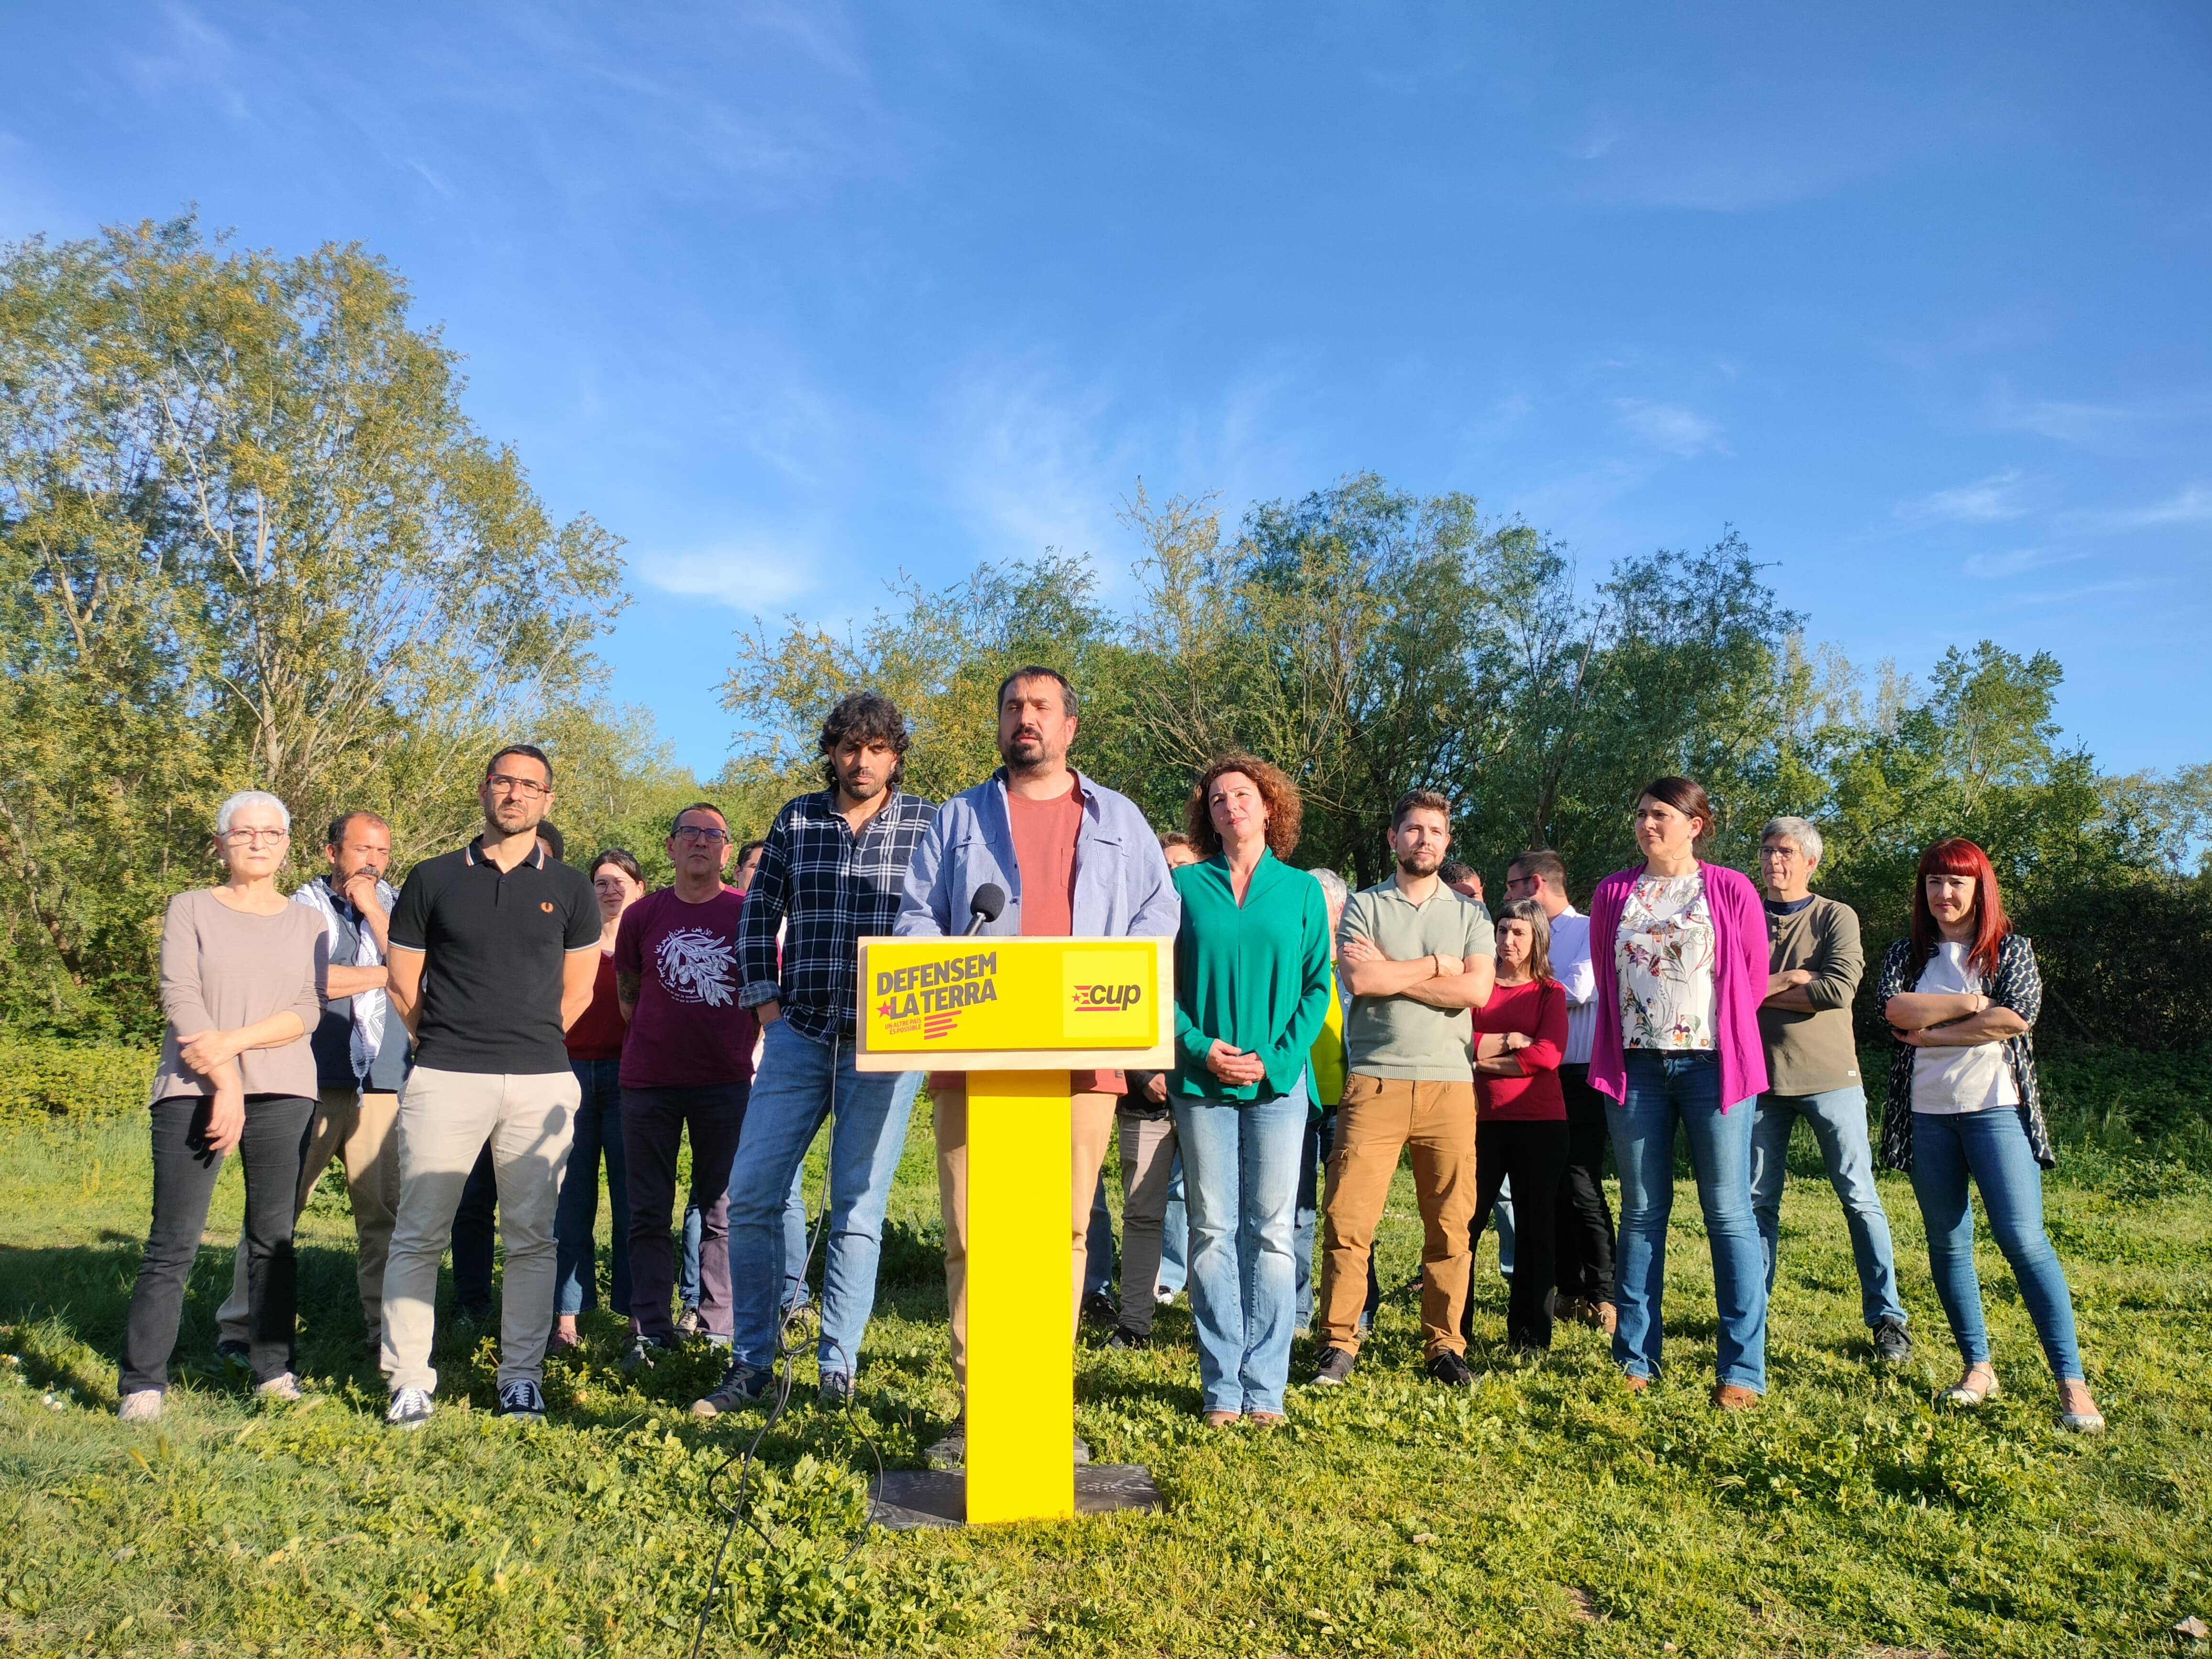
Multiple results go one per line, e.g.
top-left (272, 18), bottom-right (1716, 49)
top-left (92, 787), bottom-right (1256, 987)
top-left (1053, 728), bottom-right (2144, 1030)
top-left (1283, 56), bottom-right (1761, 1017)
top-left (738, 788), bottom-right (939, 1043)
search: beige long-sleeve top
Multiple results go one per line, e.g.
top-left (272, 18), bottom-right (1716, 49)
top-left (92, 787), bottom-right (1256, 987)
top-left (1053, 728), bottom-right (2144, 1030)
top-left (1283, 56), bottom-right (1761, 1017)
top-left (149, 888), bottom-right (327, 1104)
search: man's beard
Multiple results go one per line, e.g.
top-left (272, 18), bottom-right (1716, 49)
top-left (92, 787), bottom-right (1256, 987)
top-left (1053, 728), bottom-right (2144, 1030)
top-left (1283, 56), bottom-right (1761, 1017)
top-left (1000, 730), bottom-right (1063, 775)
top-left (1395, 847), bottom-right (1444, 877)
top-left (838, 768), bottom-right (888, 802)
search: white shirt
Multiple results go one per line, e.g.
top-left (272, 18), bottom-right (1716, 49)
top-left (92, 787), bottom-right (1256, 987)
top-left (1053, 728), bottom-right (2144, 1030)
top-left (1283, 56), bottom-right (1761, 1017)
top-left (1616, 872), bottom-right (1717, 1051)
top-left (1548, 905), bottom-right (1597, 1066)
top-left (1909, 942), bottom-right (2019, 1115)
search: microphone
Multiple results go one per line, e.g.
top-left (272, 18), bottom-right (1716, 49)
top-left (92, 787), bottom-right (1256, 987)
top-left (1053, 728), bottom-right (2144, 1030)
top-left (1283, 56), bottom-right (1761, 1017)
top-left (964, 882), bottom-right (1006, 936)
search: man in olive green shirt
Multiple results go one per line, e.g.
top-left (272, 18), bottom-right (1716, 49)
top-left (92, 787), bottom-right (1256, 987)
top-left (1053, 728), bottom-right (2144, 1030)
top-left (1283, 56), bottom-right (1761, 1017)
top-left (1313, 790), bottom-right (1495, 1387)
top-left (1750, 816), bottom-right (1911, 1366)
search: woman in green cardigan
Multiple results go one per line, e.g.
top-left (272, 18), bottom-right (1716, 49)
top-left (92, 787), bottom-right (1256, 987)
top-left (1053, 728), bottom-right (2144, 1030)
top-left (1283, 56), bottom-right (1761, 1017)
top-left (1172, 754), bottom-right (1334, 1426)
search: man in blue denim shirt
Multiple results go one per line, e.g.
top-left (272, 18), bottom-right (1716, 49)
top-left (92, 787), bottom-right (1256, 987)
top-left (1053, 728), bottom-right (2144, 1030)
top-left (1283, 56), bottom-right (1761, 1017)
top-left (896, 666), bottom-right (1179, 1466)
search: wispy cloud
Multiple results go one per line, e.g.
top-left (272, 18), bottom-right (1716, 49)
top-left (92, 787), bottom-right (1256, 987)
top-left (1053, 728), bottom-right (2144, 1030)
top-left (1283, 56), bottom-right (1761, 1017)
top-left (2012, 578), bottom-right (2148, 607)
top-left (1962, 546), bottom-right (2076, 578)
top-left (1614, 398), bottom-right (1726, 457)
top-left (2078, 485), bottom-right (2212, 530)
top-left (1897, 468), bottom-right (2027, 524)
top-left (638, 540), bottom-right (821, 612)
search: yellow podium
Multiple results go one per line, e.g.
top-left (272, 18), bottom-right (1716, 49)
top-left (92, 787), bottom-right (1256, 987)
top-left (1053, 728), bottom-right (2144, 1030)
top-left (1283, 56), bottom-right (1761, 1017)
top-left (856, 933), bottom-right (1174, 1524)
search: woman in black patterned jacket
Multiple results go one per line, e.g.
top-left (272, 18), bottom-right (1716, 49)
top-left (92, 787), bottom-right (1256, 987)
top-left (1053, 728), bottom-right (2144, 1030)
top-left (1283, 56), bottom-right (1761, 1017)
top-left (1876, 838), bottom-right (2102, 1433)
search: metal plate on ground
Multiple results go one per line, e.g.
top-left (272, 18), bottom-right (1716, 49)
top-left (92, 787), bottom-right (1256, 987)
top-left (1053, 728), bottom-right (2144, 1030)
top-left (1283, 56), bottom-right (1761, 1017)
top-left (869, 1464), bottom-right (1163, 1529)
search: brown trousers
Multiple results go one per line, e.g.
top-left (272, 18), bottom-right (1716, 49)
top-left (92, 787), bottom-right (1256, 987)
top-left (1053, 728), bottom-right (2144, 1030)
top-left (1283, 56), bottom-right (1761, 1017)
top-left (1316, 1073), bottom-right (1479, 1358)
top-left (932, 1084), bottom-right (1117, 1389)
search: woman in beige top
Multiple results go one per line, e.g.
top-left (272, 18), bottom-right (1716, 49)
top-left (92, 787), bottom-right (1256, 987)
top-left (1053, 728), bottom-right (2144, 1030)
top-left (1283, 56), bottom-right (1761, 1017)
top-left (118, 791), bottom-right (326, 1423)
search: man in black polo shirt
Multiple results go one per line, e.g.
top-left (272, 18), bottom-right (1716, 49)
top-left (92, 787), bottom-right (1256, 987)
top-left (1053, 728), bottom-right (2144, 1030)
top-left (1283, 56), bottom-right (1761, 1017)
top-left (380, 744), bottom-right (599, 1427)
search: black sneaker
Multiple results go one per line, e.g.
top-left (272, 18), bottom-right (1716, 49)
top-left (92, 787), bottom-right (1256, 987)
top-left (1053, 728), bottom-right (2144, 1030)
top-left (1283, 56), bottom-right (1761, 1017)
top-left (1081, 1292), bottom-right (1120, 1329)
top-left (1872, 1317), bottom-right (1913, 1366)
top-left (1106, 1326), bottom-right (1149, 1351)
top-left (215, 1339), bottom-right (250, 1368)
top-left (495, 1379), bottom-right (546, 1421)
top-left (1427, 1350), bottom-right (1475, 1388)
top-left (818, 1370), bottom-right (853, 1409)
top-left (622, 1336), bottom-right (680, 1375)
top-left (691, 1359), bottom-right (772, 1419)
top-left (1311, 1346), bottom-right (1357, 1387)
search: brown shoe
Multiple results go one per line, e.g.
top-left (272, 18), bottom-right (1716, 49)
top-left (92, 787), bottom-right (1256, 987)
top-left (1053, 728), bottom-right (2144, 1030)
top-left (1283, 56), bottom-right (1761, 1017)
top-left (1591, 1300), bottom-right (1619, 1335)
top-left (1247, 1410), bottom-right (1286, 1428)
top-left (1203, 1409), bottom-right (1239, 1428)
top-left (1621, 1372), bottom-right (1650, 1393)
top-left (1712, 1384), bottom-right (1760, 1411)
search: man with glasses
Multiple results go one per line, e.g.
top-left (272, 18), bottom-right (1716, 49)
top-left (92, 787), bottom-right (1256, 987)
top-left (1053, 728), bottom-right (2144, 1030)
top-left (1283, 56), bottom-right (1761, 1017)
top-left (1749, 817), bottom-right (1909, 1365)
top-left (215, 811), bottom-right (407, 1361)
top-left (378, 745), bottom-right (600, 1427)
top-left (613, 804), bottom-right (760, 1368)
top-left (694, 693), bottom-right (936, 1417)
top-left (1503, 849), bottom-right (1615, 1334)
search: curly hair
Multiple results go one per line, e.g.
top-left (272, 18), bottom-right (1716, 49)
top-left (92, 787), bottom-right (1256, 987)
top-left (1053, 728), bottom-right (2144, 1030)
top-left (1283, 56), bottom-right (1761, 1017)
top-left (1183, 753), bottom-right (1303, 860)
top-left (818, 691), bottom-right (910, 790)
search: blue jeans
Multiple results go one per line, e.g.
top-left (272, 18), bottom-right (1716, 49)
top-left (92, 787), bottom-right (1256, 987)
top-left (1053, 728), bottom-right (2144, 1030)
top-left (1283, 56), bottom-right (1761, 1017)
top-left (1608, 1051), bottom-right (1768, 1392)
top-left (1750, 1086), bottom-right (1906, 1330)
top-left (1476, 1176), bottom-right (1517, 1281)
top-left (1909, 1108), bottom-right (2084, 1381)
top-left (1083, 1168), bottom-right (1116, 1300)
top-left (1159, 1152), bottom-right (1189, 1297)
top-left (725, 1018), bottom-right (921, 1376)
top-left (1175, 1081), bottom-right (1307, 1416)
top-left (554, 1058), bottom-right (630, 1318)
top-left (683, 1183), bottom-right (811, 1316)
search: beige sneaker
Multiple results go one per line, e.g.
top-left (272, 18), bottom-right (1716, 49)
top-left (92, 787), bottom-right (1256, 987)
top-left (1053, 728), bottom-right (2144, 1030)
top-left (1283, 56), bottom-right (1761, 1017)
top-left (118, 1389), bottom-right (163, 1423)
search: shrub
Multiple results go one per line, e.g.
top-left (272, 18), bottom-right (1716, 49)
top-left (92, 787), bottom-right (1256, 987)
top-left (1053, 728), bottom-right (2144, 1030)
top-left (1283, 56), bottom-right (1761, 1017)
top-left (0, 1038), bottom-right (156, 1125)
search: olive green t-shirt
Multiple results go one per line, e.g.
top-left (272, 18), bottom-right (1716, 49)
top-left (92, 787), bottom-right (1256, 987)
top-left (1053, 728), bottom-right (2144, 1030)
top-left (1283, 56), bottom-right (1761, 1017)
top-left (1338, 879), bottom-right (1496, 1081)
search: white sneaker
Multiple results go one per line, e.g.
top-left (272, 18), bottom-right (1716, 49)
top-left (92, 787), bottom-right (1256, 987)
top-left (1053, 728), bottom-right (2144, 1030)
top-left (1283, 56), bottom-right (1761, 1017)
top-left (118, 1389), bottom-right (163, 1423)
top-left (255, 1372), bottom-right (304, 1404)
top-left (386, 1386), bottom-right (434, 1430)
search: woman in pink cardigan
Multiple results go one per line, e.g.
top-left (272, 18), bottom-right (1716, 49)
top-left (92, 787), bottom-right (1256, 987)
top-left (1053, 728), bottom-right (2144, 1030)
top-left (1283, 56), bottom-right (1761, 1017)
top-left (1588, 776), bottom-right (1771, 1407)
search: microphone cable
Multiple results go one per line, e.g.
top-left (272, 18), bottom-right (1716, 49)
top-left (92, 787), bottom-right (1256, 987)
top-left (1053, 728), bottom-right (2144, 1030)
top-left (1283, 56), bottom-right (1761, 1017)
top-left (689, 1025), bottom-right (889, 1659)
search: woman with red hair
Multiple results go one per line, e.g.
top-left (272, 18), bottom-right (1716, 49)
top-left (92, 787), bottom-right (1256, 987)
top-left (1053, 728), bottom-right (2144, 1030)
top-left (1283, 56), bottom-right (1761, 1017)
top-left (1876, 839), bottom-right (2102, 1432)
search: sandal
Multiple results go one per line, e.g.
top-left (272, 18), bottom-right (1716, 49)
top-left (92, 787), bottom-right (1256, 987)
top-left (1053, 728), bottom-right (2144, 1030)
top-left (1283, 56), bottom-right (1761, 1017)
top-left (2057, 1380), bottom-right (2105, 1434)
top-left (1940, 1364), bottom-right (1999, 1407)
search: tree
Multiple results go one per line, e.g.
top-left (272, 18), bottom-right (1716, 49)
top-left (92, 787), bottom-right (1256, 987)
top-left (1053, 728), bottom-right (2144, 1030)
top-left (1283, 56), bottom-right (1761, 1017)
top-left (0, 217), bottom-right (629, 1037)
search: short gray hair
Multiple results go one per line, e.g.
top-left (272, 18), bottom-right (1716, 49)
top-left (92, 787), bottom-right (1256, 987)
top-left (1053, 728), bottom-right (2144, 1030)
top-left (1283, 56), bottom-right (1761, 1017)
top-left (216, 790), bottom-right (291, 836)
top-left (1310, 867), bottom-right (1350, 909)
top-left (1761, 816), bottom-right (1824, 866)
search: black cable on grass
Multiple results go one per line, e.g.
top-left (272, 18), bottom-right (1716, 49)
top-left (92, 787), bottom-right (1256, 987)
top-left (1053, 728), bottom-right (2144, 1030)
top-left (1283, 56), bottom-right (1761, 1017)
top-left (690, 1033), bottom-right (886, 1659)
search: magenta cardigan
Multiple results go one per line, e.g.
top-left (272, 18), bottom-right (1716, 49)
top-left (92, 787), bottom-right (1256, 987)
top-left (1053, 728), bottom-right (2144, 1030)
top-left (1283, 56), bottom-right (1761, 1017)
top-left (1586, 862), bottom-right (1771, 1110)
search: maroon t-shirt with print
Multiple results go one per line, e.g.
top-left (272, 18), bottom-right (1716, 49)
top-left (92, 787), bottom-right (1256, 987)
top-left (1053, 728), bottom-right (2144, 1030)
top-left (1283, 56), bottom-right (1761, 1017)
top-left (614, 887), bottom-right (759, 1090)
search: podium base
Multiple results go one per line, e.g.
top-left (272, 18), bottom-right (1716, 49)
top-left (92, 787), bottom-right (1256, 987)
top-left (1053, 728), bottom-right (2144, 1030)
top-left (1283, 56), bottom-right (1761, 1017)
top-left (868, 1464), bottom-right (1163, 1530)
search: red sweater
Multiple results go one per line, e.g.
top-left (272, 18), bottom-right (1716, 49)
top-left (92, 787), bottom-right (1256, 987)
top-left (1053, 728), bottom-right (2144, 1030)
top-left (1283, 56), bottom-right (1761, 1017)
top-left (1470, 978), bottom-right (1567, 1121)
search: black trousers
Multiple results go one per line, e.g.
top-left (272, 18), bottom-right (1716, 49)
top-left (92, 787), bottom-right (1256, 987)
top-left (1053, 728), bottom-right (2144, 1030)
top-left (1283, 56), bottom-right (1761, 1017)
top-left (1464, 1117), bottom-right (1570, 1350)
top-left (622, 1082), bottom-right (747, 1342)
top-left (1552, 1064), bottom-right (1617, 1303)
top-left (451, 1138), bottom-right (498, 1315)
top-left (121, 1093), bottom-right (313, 1394)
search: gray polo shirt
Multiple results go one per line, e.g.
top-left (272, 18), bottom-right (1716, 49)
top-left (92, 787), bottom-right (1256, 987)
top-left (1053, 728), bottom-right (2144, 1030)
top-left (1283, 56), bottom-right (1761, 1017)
top-left (1339, 879), bottom-right (1496, 1082)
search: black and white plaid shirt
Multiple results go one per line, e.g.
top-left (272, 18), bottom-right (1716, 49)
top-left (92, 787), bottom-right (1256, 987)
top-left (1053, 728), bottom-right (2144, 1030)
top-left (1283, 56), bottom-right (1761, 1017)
top-left (738, 787), bottom-right (939, 1043)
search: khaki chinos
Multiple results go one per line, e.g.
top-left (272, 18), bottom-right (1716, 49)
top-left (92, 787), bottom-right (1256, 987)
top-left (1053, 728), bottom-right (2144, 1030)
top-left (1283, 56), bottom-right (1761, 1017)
top-left (1316, 1073), bottom-right (1480, 1358)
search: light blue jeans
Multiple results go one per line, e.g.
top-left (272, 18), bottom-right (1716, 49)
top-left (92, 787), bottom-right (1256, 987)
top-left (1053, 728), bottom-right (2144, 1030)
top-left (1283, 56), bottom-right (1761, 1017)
top-left (554, 1058), bottom-right (630, 1317)
top-left (1608, 1051), bottom-right (1768, 1392)
top-left (1750, 1086), bottom-right (1906, 1330)
top-left (1909, 1108), bottom-right (2083, 1380)
top-left (1174, 1081), bottom-right (1308, 1416)
top-left (724, 1018), bottom-right (921, 1377)
top-left (1159, 1152), bottom-right (1189, 1297)
top-left (683, 1184), bottom-right (811, 1317)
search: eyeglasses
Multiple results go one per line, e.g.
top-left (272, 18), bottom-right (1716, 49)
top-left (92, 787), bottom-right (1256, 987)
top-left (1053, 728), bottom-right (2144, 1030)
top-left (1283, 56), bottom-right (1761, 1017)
top-left (673, 827), bottom-right (731, 845)
top-left (486, 773), bottom-right (551, 798)
top-left (220, 829), bottom-right (290, 846)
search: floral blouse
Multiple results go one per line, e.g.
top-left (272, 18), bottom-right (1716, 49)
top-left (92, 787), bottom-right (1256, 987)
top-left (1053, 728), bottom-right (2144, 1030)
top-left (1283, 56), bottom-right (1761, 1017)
top-left (1615, 872), bottom-right (1716, 1051)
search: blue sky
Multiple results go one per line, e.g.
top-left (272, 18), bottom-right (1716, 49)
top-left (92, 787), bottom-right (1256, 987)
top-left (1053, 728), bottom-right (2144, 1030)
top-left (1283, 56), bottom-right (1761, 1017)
top-left (5, 3), bottom-right (2208, 777)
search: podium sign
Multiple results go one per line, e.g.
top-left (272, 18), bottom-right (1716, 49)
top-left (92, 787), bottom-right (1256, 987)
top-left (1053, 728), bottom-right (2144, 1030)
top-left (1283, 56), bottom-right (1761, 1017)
top-left (856, 935), bottom-right (1172, 1524)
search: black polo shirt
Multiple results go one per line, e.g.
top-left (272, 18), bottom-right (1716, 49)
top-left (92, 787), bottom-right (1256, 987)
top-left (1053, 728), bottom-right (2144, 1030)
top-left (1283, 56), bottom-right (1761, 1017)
top-left (387, 838), bottom-right (599, 1074)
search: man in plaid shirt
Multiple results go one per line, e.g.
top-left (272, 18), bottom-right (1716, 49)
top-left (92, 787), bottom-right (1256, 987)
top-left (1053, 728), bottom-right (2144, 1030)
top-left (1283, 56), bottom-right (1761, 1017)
top-left (693, 692), bottom-right (935, 1416)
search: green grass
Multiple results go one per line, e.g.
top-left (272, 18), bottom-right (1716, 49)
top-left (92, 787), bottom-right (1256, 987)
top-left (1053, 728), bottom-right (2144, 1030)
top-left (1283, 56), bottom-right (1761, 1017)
top-left (3, 1088), bottom-right (2211, 1658)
